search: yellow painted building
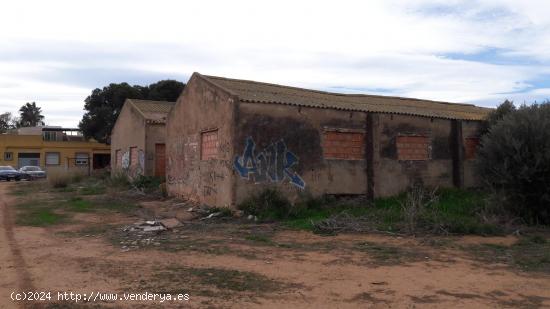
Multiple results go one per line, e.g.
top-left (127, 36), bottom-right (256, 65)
top-left (0, 127), bottom-right (110, 172)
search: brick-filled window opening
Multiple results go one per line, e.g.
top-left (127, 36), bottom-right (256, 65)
top-left (322, 131), bottom-right (365, 160)
top-left (201, 130), bottom-right (219, 160)
top-left (396, 135), bottom-right (430, 161)
top-left (115, 150), bottom-right (122, 168)
top-left (130, 147), bottom-right (138, 166)
top-left (465, 137), bottom-right (480, 160)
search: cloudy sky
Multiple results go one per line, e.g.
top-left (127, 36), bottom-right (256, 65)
top-left (1, 0), bottom-right (549, 127)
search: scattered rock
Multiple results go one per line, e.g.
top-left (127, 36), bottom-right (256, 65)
top-left (159, 218), bottom-right (182, 229)
top-left (234, 210), bottom-right (244, 217)
top-left (201, 212), bottom-right (222, 220)
top-left (124, 220), bottom-right (167, 233)
top-left (142, 225), bottom-right (166, 232)
top-left (371, 281), bottom-right (388, 285)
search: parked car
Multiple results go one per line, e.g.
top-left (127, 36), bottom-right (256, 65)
top-left (19, 166), bottom-right (47, 180)
top-left (0, 166), bottom-right (22, 181)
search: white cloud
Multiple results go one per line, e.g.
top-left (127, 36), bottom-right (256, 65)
top-left (1, 0), bottom-right (550, 126)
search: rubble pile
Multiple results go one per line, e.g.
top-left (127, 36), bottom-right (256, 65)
top-left (119, 218), bottom-right (182, 252)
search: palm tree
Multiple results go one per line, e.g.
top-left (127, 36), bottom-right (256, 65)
top-left (19, 102), bottom-right (45, 127)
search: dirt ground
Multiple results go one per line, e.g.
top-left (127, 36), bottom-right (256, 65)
top-left (1, 182), bottom-right (550, 309)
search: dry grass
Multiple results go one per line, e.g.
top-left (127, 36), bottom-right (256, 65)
top-left (47, 169), bottom-right (85, 188)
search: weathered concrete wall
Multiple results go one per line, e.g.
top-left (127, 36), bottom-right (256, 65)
top-left (166, 75), bottom-right (235, 207)
top-left (111, 103), bottom-right (146, 176)
top-left (145, 123), bottom-right (167, 176)
top-left (233, 102), bottom-right (368, 205)
top-left (374, 114), bottom-right (455, 197)
top-left (462, 120), bottom-right (483, 188)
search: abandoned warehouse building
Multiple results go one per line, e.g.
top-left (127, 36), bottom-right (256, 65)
top-left (166, 72), bottom-right (491, 208)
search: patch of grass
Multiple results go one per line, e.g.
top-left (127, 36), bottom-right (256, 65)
top-left (79, 185), bottom-right (106, 195)
top-left (95, 197), bottom-right (137, 213)
top-left (141, 265), bottom-right (293, 297)
top-left (245, 234), bottom-right (274, 244)
top-left (465, 235), bottom-right (550, 273)
top-left (16, 207), bottom-right (65, 226)
top-left (65, 197), bottom-right (93, 212)
top-left (354, 241), bottom-right (427, 265)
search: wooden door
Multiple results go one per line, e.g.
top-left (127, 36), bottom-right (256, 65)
top-left (155, 144), bottom-right (166, 178)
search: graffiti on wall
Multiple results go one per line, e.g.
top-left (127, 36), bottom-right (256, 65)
top-left (121, 149), bottom-right (144, 176)
top-left (234, 137), bottom-right (306, 189)
top-left (121, 151), bottom-right (130, 169)
top-left (138, 149), bottom-right (145, 174)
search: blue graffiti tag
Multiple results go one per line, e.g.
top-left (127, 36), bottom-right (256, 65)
top-left (234, 137), bottom-right (306, 189)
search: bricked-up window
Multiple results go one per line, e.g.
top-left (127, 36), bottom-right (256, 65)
top-left (322, 130), bottom-right (365, 160)
top-left (396, 135), bottom-right (430, 161)
top-left (465, 137), bottom-right (480, 160)
top-left (115, 150), bottom-right (121, 167)
top-left (130, 147), bottom-right (138, 166)
top-left (201, 130), bottom-right (219, 160)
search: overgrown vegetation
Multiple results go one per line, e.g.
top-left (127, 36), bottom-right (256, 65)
top-left (238, 187), bottom-right (502, 236)
top-left (477, 102), bottom-right (550, 225)
top-left (47, 170), bottom-right (84, 188)
top-left (130, 175), bottom-right (163, 193)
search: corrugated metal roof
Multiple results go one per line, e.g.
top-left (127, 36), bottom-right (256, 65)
top-left (201, 74), bottom-right (491, 121)
top-left (128, 99), bottom-right (175, 123)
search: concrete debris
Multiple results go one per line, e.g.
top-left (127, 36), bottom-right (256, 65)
top-left (234, 210), bottom-right (244, 218)
top-left (124, 220), bottom-right (167, 233)
top-left (123, 218), bottom-right (183, 234)
top-left (200, 212), bottom-right (226, 220)
top-left (143, 225), bottom-right (166, 232)
top-left (207, 212), bottom-right (222, 219)
top-left (159, 218), bottom-right (182, 229)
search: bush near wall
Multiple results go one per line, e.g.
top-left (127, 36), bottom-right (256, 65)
top-left (477, 103), bottom-right (550, 224)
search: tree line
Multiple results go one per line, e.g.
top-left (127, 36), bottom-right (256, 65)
top-left (0, 79), bottom-right (185, 141)
top-left (79, 79), bottom-right (185, 143)
top-left (0, 102), bottom-right (45, 133)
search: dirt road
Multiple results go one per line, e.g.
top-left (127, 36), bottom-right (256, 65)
top-left (0, 183), bottom-right (35, 309)
top-left (1, 182), bottom-right (550, 308)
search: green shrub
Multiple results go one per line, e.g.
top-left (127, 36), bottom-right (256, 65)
top-left (110, 170), bottom-right (130, 188)
top-left (238, 189), bottom-right (292, 220)
top-left (478, 99), bottom-right (516, 135)
top-left (131, 175), bottom-right (162, 192)
top-left (477, 102), bottom-right (550, 224)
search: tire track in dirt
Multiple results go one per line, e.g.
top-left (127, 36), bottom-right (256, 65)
top-left (0, 184), bottom-right (35, 309)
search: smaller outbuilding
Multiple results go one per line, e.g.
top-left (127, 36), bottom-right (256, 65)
top-left (111, 99), bottom-right (175, 178)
